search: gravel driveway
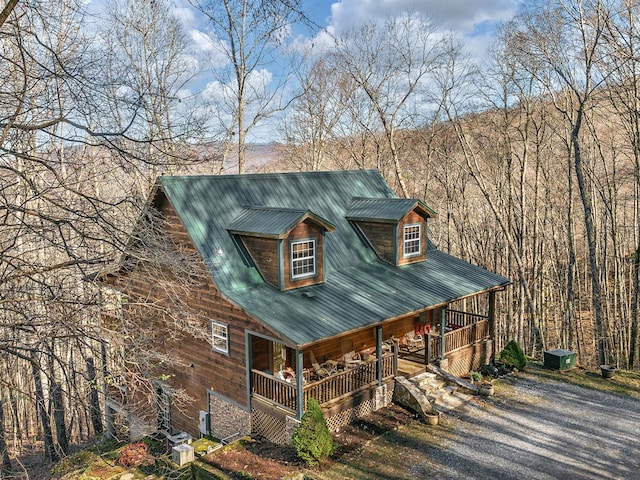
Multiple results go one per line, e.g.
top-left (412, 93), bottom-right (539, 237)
top-left (420, 372), bottom-right (640, 479)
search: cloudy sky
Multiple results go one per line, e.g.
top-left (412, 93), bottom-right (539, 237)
top-left (87, 0), bottom-right (521, 142)
top-left (300, 0), bottom-right (518, 56)
top-left (175, 0), bottom-right (520, 73)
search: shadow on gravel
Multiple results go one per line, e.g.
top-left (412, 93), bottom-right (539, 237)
top-left (415, 375), bottom-right (640, 480)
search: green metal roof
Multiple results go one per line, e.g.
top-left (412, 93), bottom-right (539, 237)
top-left (345, 197), bottom-right (437, 222)
top-left (158, 170), bottom-right (510, 347)
top-left (227, 206), bottom-right (335, 238)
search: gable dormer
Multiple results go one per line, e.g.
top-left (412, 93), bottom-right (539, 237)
top-left (345, 197), bottom-right (436, 266)
top-left (227, 206), bottom-right (335, 290)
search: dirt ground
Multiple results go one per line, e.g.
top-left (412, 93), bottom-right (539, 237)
top-left (204, 404), bottom-right (416, 479)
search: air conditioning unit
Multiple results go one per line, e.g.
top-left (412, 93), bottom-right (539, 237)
top-left (172, 444), bottom-right (194, 466)
top-left (199, 410), bottom-right (210, 435)
top-left (544, 349), bottom-right (576, 371)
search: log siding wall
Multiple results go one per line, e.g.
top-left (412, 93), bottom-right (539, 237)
top-left (104, 192), bottom-right (279, 438)
top-left (353, 210), bottom-right (427, 266)
top-left (240, 236), bottom-right (280, 287)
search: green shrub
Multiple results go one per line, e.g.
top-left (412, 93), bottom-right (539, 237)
top-left (500, 340), bottom-right (527, 370)
top-left (291, 398), bottom-right (337, 466)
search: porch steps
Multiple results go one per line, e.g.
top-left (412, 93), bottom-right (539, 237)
top-left (406, 372), bottom-right (473, 414)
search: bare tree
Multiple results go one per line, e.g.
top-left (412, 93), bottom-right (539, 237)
top-left (504, 0), bottom-right (612, 365)
top-left (0, 0), bottom-right (207, 466)
top-left (281, 54), bottom-right (347, 171)
top-left (600, 0), bottom-right (640, 368)
top-left (189, 0), bottom-right (305, 174)
top-left (332, 13), bottom-right (448, 197)
top-left (101, 0), bottom-right (206, 191)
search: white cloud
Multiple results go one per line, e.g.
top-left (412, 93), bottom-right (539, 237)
top-left (328, 0), bottom-right (517, 36)
top-left (188, 30), bottom-right (228, 68)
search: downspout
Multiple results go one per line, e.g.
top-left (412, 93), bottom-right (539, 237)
top-left (295, 349), bottom-right (304, 420)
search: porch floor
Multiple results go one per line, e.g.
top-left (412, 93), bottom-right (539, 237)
top-left (397, 356), bottom-right (426, 378)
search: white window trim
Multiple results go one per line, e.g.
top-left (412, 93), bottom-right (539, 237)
top-left (211, 320), bottom-right (229, 354)
top-left (290, 238), bottom-right (316, 279)
top-left (403, 223), bottom-right (422, 258)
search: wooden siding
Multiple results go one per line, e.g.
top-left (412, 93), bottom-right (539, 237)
top-left (104, 192), bottom-right (279, 437)
top-left (302, 314), bottom-right (422, 367)
top-left (282, 221), bottom-right (325, 290)
top-left (396, 211), bottom-right (426, 265)
top-left (240, 236), bottom-right (280, 287)
top-left (356, 221), bottom-right (396, 264)
top-left (354, 210), bottom-right (426, 266)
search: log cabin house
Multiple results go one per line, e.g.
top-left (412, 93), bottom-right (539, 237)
top-left (98, 170), bottom-right (510, 444)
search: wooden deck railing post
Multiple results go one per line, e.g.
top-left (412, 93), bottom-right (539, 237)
top-left (488, 290), bottom-right (496, 360)
top-left (295, 348), bottom-right (304, 420)
top-left (440, 308), bottom-right (446, 362)
top-left (376, 326), bottom-right (382, 386)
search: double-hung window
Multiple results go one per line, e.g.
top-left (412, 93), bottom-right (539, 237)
top-left (403, 224), bottom-right (421, 258)
top-left (211, 320), bottom-right (229, 354)
top-left (291, 239), bottom-right (316, 279)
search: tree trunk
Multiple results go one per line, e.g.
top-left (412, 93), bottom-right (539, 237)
top-left (50, 379), bottom-right (69, 456)
top-left (571, 121), bottom-right (607, 366)
top-left (30, 352), bottom-right (57, 462)
top-left (0, 398), bottom-right (12, 475)
top-left (630, 241), bottom-right (640, 368)
top-left (87, 357), bottom-right (103, 435)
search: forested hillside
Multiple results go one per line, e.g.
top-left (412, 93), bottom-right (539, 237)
top-left (0, 0), bottom-right (638, 474)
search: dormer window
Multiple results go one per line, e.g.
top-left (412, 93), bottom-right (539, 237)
top-left (291, 239), bottom-right (316, 279)
top-left (227, 206), bottom-right (334, 290)
top-left (403, 224), bottom-right (421, 258)
top-left (346, 197), bottom-right (436, 266)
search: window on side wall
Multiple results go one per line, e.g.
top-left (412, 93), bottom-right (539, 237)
top-left (291, 239), bottom-right (316, 279)
top-left (403, 224), bottom-right (421, 258)
top-left (211, 320), bottom-right (229, 354)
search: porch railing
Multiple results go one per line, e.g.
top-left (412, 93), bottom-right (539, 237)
top-left (445, 309), bottom-right (488, 328)
top-left (251, 351), bottom-right (396, 412)
top-left (428, 318), bottom-right (489, 362)
top-left (304, 351), bottom-right (395, 405)
top-left (252, 370), bottom-right (297, 411)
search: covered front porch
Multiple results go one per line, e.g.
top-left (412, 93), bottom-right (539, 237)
top-left (247, 297), bottom-right (497, 442)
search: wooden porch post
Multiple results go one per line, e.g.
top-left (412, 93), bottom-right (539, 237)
top-left (375, 326), bottom-right (382, 386)
top-left (425, 333), bottom-right (432, 364)
top-left (245, 331), bottom-right (252, 411)
top-left (295, 348), bottom-right (304, 420)
top-left (440, 308), bottom-right (446, 362)
top-left (488, 290), bottom-right (496, 360)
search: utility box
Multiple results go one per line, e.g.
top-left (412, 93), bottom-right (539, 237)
top-left (199, 410), bottom-right (210, 435)
top-left (544, 349), bottom-right (576, 371)
top-left (171, 444), bottom-right (194, 466)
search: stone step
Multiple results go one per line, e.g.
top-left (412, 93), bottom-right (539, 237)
top-left (433, 392), bottom-right (471, 413)
top-left (410, 370), bottom-right (473, 415)
top-left (396, 369), bottom-right (477, 419)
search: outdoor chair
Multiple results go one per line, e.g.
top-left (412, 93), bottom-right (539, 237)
top-left (342, 351), bottom-right (362, 368)
top-left (309, 351), bottom-right (337, 379)
top-left (402, 331), bottom-right (424, 351)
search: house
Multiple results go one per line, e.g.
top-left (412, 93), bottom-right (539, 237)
top-left (98, 170), bottom-right (510, 444)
